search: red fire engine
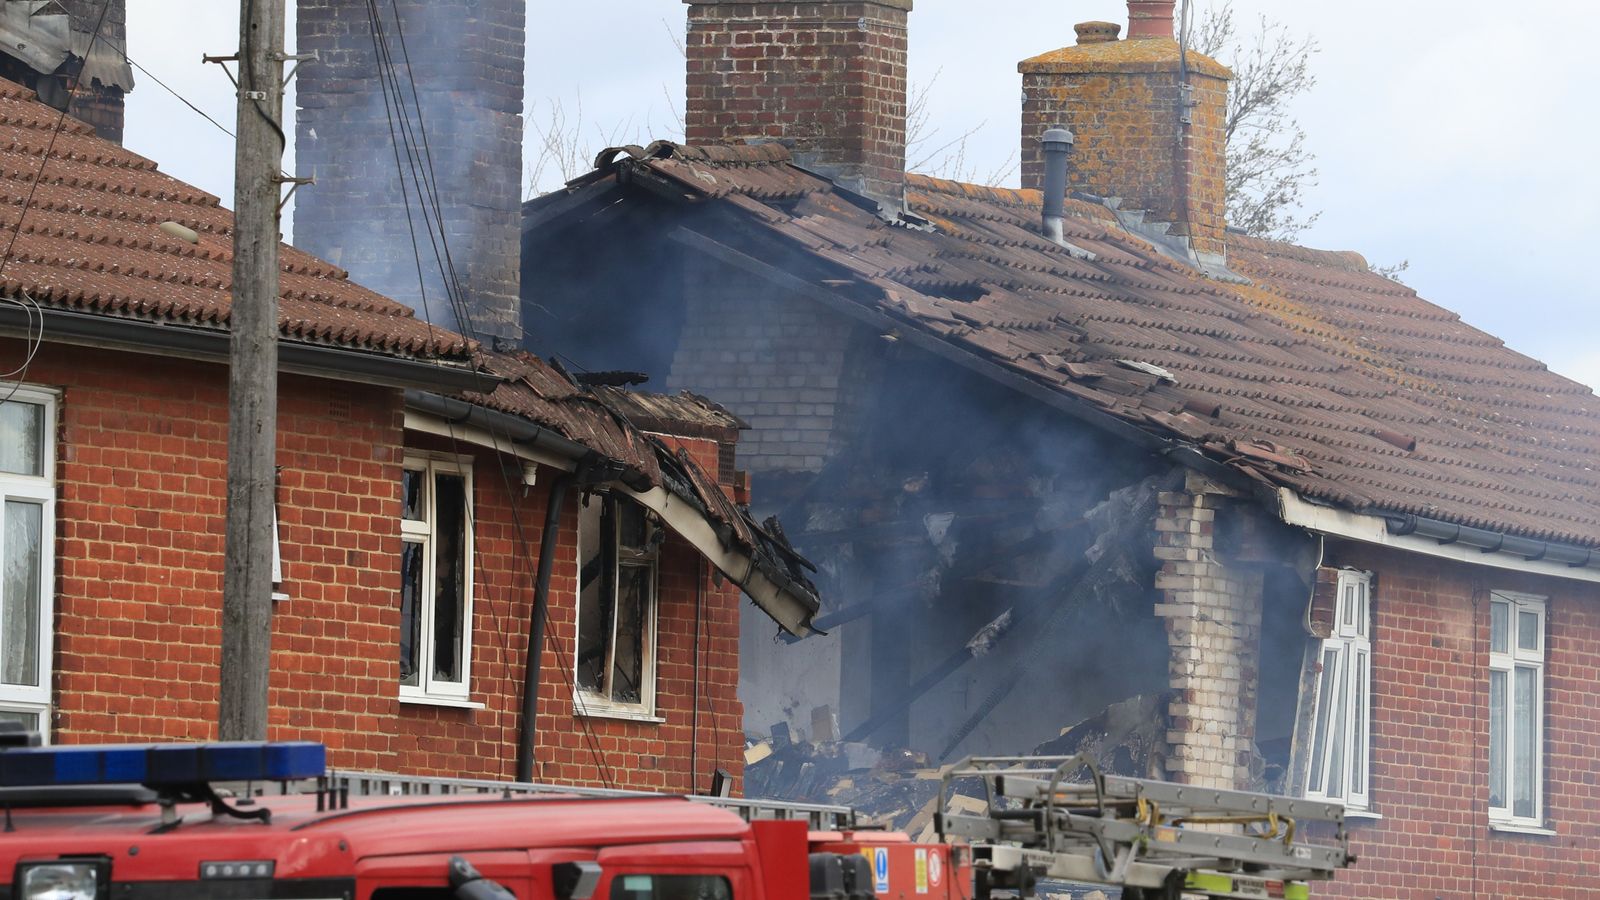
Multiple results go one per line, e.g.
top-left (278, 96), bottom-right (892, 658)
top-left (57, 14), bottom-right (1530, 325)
top-left (0, 740), bottom-right (1351, 900)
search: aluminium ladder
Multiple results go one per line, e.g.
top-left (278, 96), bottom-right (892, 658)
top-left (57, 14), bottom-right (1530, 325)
top-left (935, 756), bottom-right (1352, 900)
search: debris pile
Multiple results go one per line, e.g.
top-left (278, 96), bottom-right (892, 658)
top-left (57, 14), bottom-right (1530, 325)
top-left (745, 692), bottom-right (1175, 838)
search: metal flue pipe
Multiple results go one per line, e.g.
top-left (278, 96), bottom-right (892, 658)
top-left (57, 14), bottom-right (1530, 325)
top-left (1040, 127), bottom-right (1075, 245)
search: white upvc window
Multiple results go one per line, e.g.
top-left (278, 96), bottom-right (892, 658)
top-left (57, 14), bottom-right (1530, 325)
top-left (574, 491), bottom-right (660, 719)
top-left (1305, 569), bottom-right (1372, 810)
top-left (398, 453), bottom-right (474, 703)
top-left (1489, 591), bottom-right (1544, 826)
top-left (0, 387), bottom-right (56, 738)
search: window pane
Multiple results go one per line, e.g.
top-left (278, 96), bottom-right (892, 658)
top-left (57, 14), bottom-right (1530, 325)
top-left (1352, 650), bottom-right (1367, 797)
top-left (0, 708), bottom-right (38, 733)
top-left (1, 500), bottom-right (42, 687)
top-left (577, 496), bottom-right (609, 693)
top-left (1514, 666), bottom-right (1537, 819)
top-left (612, 563), bottom-right (650, 704)
top-left (1518, 610), bottom-right (1540, 654)
top-left (618, 499), bottom-right (649, 552)
top-left (1341, 583), bottom-right (1354, 628)
top-left (1490, 601), bottom-right (1509, 654)
top-left (401, 469), bottom-right (425, 521)
top-left (1489, 669), bottom-right (1507, 809)
top-left (0, 402), bottom-right (42, 477)
top-left (399, 540), bottom-right (423, 687)
top-left (431, 474), bottom-right (467, 684)
top-left (1325, 650), bottom-right (1349, 800)
top-left (611, 875), bottom-right (731, 900)
top-left (1308, 647), bottom-right (1339, 793)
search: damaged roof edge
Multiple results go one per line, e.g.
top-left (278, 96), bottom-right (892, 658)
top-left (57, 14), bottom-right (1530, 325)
top-left (668, 225), bottom-right (1258, 494)
top-left (1275, 488), bottom-right (1600, 585)
top-left (405, 389), bottom-right (821, 636)
top-left (624, 483), bottom-right (818, 637)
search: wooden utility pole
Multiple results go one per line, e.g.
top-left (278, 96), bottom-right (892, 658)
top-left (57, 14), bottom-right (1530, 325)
top-left (218, 0), bottom-right (288, 741)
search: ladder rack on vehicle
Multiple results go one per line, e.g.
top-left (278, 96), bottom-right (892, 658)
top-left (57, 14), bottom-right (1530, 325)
top-left (318, 770), bottom-right (858, 831)
top-left (935, 756), bottom-right (1352, 900)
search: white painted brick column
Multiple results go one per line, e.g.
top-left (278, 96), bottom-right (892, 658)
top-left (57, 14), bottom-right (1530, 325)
top-left (1154, 472), bottom-right (1262, 789)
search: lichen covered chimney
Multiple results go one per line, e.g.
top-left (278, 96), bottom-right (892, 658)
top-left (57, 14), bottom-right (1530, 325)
top-left (294, 0), bottom-right (523, 342)
top-left (683, 0), bottom-right (911, 207)
top-left (1019, 0), bottom-right (1231, 258)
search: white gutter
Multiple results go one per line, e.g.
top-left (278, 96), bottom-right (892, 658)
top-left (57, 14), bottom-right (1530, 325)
top-left (1274, 488), bottom-right (1600, 585)
top-left (403, 409), bottom-right (576, 474)
top-left (406, 409), bottom-right (817, 635)
top-left (623, 484), bottom-right (818, 637)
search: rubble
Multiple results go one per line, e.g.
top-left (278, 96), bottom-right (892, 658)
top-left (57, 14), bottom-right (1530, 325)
top-left (745, 691), bottom-right (1175, 837)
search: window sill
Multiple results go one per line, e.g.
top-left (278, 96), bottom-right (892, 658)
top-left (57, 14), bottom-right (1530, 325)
top-left (1344, 809), bottom-right (1383, 821)
top-left (573, 694), bottom-right (664, 724)
top-left (1489, 820), bottom-right (1556, 837)
top-left (399, 694), bottom-right (486, 711)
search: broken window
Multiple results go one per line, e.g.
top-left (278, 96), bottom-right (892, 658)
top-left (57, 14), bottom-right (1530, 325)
top-left (1304, 570), bottom-right (1371, 810)
top-left (1489, 592), bottom-right (1544, 826)
top-left (576, 492), bottom-right (660, 715)
top-left (0, 388), bottom-right (54, 738)
top-left (399, 454), bottom-right (473, 702)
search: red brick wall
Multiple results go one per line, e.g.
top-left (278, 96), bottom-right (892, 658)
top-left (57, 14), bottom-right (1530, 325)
top-left (35, 343), bottom-right (741, 792)
top-left (1317, 541), bottom-right (1600, 897)
top-left (685, 0), bottom-right (910, 203)
top-left (1019, 37), bottom-right (1229, 256)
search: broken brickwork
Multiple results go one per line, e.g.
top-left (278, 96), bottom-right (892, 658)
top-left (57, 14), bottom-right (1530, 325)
top-left (1154, 473), bottom-right (1262, 789)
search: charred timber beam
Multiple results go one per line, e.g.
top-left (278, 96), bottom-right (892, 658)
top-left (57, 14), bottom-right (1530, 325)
top-left (669, 226), bottom-right (1253, 495)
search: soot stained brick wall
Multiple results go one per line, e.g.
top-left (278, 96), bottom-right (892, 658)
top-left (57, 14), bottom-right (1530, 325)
top-left (684, 0), bottom-right (911, 204)
top-left (294, 0), bottom-right (523, 341)
top-left (668, 253), bottom-right (883, 478)
top-left (38, 343), bottom-right (742, 792)
top-left (1313, 541), bottom-right (1600, 898)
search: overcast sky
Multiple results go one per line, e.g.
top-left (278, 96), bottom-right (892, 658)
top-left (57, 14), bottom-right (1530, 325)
top-left (123, 1), bottom-right (1600, 390)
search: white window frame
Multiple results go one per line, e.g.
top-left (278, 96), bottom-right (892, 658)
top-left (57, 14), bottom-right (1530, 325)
top-left (1304, 569), bottom-right (1372, 811)
top-left (0, 386), bottom-right (56, 739)
top-left (398, 452), bottom-right (475, 704)
top-left (573, 491), bottom-right (661, 721)
top-left (1489, 591), bottom-right (1545, 827)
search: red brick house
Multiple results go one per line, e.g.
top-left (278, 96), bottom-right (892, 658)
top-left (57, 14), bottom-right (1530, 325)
top-left (0, 72), bottom-right (820, 796)
top-left (520, 0), bottom-right (1600, 893)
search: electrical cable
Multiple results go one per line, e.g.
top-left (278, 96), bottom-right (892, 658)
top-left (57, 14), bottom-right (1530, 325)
top-left (0, 0), bottom-right (116, 406)
top-left (124, 55), bottom-right (234, 139)
top-left (362, 0), bottom-right (619, 788)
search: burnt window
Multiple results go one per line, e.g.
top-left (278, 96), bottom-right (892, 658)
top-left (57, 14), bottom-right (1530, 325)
top-left (610, 875), bottom-right (730, 900)
top-left (576, 493), bottom-right (660, 715)
top-left (400, 454), bottom-right (474, 702)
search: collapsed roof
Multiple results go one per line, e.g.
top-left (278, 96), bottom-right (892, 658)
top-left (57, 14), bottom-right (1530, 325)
top-left (528, 140), bottom-right (1600, 559)
top-left (0, 76), bottom-right (820, 633)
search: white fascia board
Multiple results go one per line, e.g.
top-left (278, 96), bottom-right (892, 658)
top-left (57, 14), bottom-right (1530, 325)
top-left (402, 410), bottom-right (576, 474)
top-left (623, 484), bottom-right (817, 638)
top-left (1275, 488), bottom-right (1600, 585)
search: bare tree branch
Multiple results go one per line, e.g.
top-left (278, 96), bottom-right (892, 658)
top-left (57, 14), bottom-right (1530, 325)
top-left (1195, 1), bottom-right (1321, 241)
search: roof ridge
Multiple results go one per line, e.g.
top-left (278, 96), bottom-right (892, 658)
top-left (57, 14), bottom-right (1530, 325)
top-left (1229, 233), bottom-right (1373, 274)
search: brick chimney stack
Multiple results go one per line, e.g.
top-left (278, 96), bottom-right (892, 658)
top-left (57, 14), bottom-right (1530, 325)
top-left (0, 0), bottom-right (132, 143)
top-left (294, 0), bottom-right (524, 342)
top-left (1018, 0), bottom-right (1231, 258)
top-left (683, 0), bottom-right (911, 207)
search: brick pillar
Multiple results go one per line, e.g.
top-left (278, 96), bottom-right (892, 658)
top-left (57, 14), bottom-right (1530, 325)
top-left (1018, 4), bottom-right (1230, 257)
top-left (1154, 472), bottom-right (1262, 789)
top-left (295, 0), bottom-right (523, 342)
top-left (684, 0), bottom-right (911, 206)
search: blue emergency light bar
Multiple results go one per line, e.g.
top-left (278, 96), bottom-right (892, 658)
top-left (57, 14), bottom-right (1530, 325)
top-left (0, 741), bottom-right (326, 788)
